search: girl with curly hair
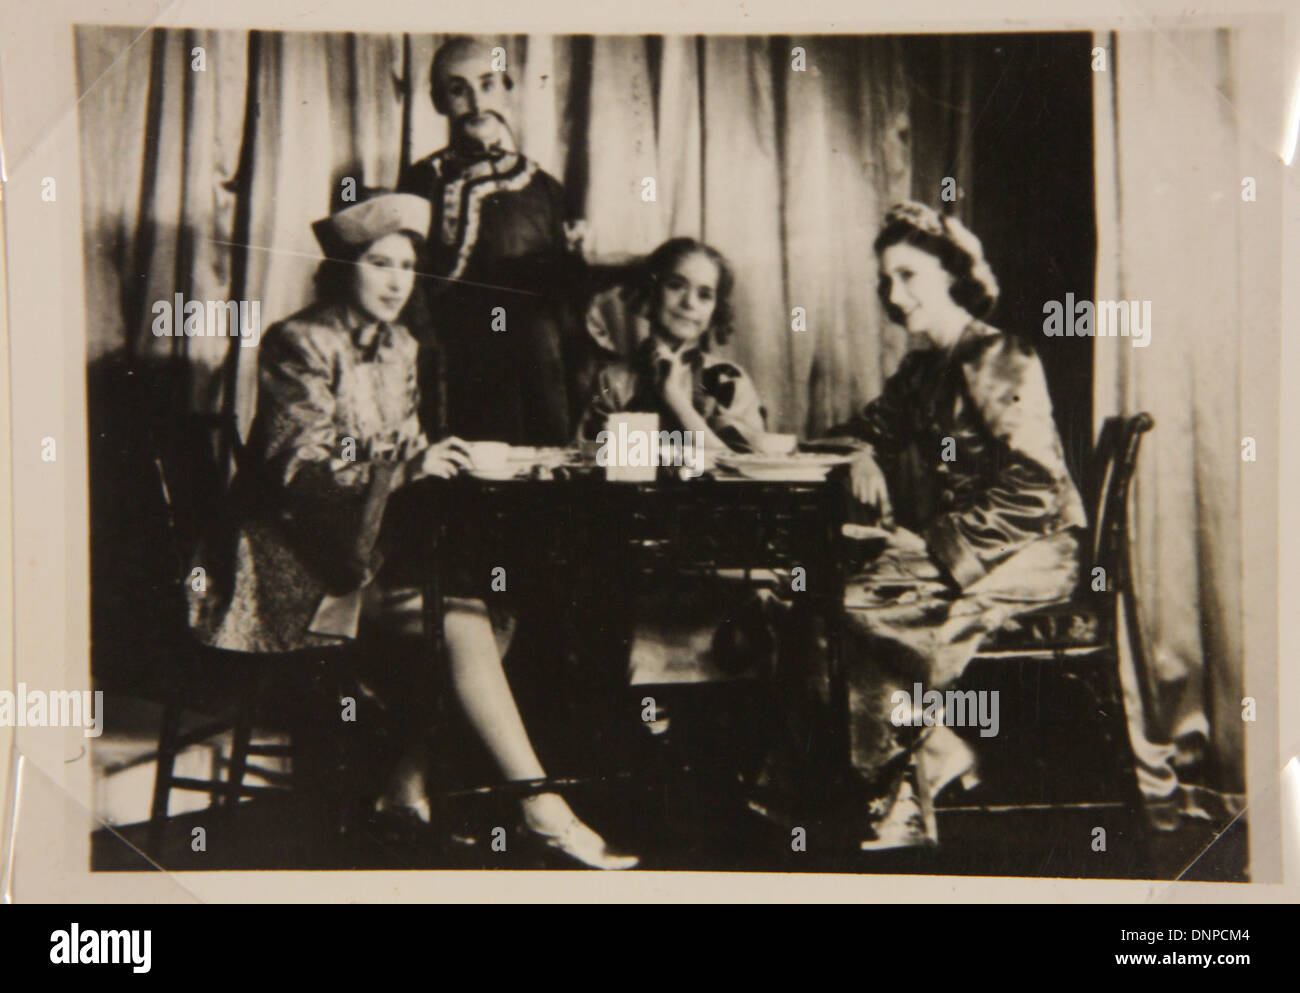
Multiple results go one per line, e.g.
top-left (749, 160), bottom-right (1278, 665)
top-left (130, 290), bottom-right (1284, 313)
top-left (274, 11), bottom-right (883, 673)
top-left (576, 236), bottom-right (766, 453)
top-left (757, 203), bottom-right (1087, 850)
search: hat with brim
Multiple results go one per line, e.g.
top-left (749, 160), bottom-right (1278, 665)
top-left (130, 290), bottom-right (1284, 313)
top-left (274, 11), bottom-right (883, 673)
top-left (312, 192), bottom-right (432, 258)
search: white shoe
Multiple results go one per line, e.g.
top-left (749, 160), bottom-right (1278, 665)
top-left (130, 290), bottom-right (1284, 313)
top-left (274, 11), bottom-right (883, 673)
top-left (523, 815), bottom-right (640, 870)
top-left (859, 765), bottom-right (938, 851)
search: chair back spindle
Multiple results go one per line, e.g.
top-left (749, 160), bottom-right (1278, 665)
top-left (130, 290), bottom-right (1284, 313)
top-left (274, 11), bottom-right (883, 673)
top-left (1085, 413), bottom-right (1154, 597)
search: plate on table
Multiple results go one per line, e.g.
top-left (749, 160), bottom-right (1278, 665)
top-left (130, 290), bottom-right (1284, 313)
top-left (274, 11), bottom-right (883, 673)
top-left (797, 439), bottom-right (867, 457)
top-left (723, 466), bottom-right (833, 482)
top-left (465, 446), bottom-right (574, 479)
top-left (506, 446), bottom-right (575, 466)
top-left (714, 451), bottom-right (854, 481)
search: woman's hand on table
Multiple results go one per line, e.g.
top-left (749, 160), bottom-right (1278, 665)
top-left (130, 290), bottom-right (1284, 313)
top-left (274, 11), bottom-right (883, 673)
top-left (849, 450), bottom-right (892, 517)
top-left (413, 436), bottom-right (472, 480)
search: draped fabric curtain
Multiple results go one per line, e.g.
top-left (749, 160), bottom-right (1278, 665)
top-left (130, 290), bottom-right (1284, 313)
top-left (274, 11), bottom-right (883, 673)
top-left (1092, 26), bottom-right (1282, 815)
top-left (78, 23), bottom-right (1281, 834)
top-left (76, 29), bottom-right (913, 437)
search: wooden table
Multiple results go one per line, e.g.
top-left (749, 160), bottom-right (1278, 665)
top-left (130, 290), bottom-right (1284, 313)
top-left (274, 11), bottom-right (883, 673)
top-left (405, 462), bottom-right (855, 791)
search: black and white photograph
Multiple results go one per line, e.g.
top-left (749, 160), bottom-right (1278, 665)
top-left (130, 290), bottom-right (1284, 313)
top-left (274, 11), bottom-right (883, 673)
top-left (0, 0), bottom-right (1292, 903)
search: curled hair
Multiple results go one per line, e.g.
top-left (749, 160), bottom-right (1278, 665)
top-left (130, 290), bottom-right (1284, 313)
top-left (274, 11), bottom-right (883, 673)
top-left (873, 201), bottom-right (999, 325)
top-left (635, 237), bottom-right (737, 347)
top-left (312, 231), bottom-right (424, 308)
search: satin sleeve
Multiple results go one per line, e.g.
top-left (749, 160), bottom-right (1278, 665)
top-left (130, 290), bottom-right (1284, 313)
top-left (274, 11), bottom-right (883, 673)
top-left (925, 340), bottom-right (1083, 588)
top-left (829, 350), bottom-right (926, 469)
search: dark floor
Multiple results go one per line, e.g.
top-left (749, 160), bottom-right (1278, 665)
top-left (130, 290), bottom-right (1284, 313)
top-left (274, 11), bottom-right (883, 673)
top-left (92, 677), bottom-right (1249, 881)
top-left (92, 776), bottom-right (1248, 880)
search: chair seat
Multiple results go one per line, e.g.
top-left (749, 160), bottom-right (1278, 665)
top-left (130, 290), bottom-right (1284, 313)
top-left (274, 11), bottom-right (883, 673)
top-left (978, 597), bottom-right (1108, 654)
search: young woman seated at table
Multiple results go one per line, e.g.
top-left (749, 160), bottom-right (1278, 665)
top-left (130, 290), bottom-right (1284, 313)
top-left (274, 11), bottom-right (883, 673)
top-left (576, 237), bottom-right (767, 452)
top-left (756, 202), bottom-right (1087, 850)
top-left (187, 190), bottom-right (637, 870)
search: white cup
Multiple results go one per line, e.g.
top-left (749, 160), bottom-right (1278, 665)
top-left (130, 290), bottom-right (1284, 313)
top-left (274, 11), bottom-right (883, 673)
top-left (467, 441), bottom-right (511, 477)
top-left (754, 432), bottom-right (798, 456)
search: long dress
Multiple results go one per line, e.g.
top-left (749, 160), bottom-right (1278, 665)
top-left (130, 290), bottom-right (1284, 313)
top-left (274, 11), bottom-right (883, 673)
top-left (760, 320), bottom-right (1087, 826)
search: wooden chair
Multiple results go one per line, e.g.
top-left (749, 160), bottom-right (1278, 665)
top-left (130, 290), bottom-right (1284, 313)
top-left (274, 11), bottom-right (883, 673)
top-left (943, 412), bottom-right (1155, 816)
top-left (143, 412), bottom-right (361, 857)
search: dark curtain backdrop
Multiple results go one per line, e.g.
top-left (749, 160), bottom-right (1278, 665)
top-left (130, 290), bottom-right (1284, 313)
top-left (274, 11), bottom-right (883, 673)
top-left (906, 34), bottom-right (1097, 481)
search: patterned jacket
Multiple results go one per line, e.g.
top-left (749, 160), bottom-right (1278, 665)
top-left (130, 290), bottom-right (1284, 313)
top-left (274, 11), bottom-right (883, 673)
top-left (187, 302), bottom-right (430, 653)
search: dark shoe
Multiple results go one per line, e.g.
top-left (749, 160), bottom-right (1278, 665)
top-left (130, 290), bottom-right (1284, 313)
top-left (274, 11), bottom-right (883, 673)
top-left (367, 798), bottom-right (432, 845)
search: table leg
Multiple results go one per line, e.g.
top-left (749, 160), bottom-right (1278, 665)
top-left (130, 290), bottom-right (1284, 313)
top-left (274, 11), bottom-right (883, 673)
top-left (823, 483), bottom-right (853, 780)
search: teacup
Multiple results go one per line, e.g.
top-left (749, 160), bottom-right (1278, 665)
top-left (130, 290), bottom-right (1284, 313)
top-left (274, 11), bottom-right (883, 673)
top-left (466, 441), bottom-right (511, 477)
top-left (754, 432), bottom-right (798, 456)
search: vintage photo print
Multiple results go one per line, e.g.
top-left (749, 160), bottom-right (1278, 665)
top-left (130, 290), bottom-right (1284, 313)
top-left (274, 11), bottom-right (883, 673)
top-left (0, 0), bottom-right (1294, 902)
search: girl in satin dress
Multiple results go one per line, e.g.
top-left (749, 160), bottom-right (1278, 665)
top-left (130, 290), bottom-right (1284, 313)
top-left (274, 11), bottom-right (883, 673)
top-left (758, 202), bottom-right (1087, 850)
